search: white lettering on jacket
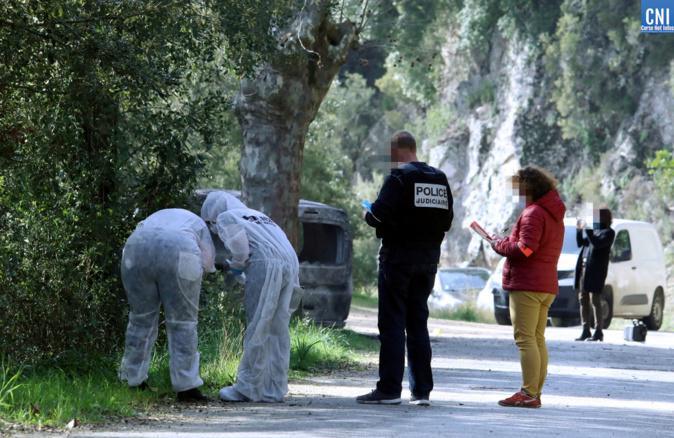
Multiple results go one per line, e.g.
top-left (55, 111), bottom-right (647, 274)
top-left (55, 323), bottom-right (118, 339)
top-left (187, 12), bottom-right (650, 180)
top-left (414, 183), bottom-right (449, 210)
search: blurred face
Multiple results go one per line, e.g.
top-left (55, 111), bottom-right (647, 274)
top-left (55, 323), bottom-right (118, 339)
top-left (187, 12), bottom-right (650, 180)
top-left (390, 146), bottom-right (403, 164)
top-left (390, 146), bottom-right (415, 165)
top-left (592, 209), bottom-right (600, 228)
top-left (509, 176), bottom-right (530, 206)
top-left (593, 209), bottom-right (611, 228)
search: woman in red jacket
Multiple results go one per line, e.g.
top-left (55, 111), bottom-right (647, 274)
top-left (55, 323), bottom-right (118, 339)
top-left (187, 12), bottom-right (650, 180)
top-left (491, 166), bottom-right (566, 408)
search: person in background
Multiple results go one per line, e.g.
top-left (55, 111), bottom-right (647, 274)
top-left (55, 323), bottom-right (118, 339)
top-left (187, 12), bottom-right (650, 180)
top-left (490, 166), bottom-right (566, 408)
top-left (119, 208), bottom-right (216, 402)
top-left (356, 131), bottom-right (453, 407)
top-left (201, 191), bottom-right (300, 403)
top-left (574, 208), bottom-right (615, 342)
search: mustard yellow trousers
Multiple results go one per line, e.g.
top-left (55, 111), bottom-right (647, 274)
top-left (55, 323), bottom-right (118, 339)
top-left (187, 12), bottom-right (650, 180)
top-left (509, 291), bottom-right (556, 397)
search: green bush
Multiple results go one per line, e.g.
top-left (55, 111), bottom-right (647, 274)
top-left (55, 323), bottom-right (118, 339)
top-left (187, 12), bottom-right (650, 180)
top-left (0, 0), bottom-right (291, 365)
top-left (467, 79), bottom-right (496, 109)
top-left (546, 0), bottom-right (674, 158)
top-left (430, 302), bottom-right (495, 324)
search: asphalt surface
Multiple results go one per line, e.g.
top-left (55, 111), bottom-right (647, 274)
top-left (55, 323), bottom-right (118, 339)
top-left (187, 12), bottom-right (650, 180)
top-left (29, 307), bottom-right (674, 437)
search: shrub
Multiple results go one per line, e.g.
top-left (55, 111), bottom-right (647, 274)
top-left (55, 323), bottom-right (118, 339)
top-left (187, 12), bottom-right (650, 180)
top-left (0, 0), bottom-right (291, 365)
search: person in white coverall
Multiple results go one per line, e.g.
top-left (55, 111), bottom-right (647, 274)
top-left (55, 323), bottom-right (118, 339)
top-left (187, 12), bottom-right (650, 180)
top-left (201, 191), bottom-right (300, 403)
top-left (119, 208), bottom-right (216, 402)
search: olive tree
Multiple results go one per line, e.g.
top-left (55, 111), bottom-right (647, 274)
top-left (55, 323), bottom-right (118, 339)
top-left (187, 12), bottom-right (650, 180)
top-left (236, 0), bottom-right (368, 247)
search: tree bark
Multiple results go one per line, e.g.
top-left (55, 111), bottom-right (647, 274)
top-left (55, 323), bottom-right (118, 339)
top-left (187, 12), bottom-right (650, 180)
top-left (235, 0), bottom-right (357, 249)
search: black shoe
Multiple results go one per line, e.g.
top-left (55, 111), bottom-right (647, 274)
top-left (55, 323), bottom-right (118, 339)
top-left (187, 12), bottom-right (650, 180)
top-left (575, 325), bottom-right (591, 341)
top-left (587, 329), bottom-right (603, 342)
top-left (133, 381), bottom-right (150, 391)
top-left (131, 381), bottom-right (157, 392)
top-left (356, 389), bottom-right (401, 405)
top-left (410, 394), bottom-right (431, 406)
top-left (177, 387), bottom-right (208, 402)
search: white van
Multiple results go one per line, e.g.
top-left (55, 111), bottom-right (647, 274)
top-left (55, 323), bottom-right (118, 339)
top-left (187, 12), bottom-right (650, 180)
top-left (477, 218), bottom-right (667, 329)
top-left (602, 219), bottom-right (667, 329)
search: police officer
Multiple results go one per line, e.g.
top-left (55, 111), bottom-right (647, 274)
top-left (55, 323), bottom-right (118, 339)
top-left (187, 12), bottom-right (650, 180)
top-left (356, 131), bottom-right (453, 407)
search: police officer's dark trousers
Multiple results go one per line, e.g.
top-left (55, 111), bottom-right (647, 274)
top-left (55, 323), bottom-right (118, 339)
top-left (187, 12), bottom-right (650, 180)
top-left (376, 260), bottom-right (436, 397)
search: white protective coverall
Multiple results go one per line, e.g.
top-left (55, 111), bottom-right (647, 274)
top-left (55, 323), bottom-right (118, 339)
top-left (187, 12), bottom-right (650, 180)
top-left (201, 191), bottom-right (300, 402)
top-left (119, 208), bottom-right (216, 392)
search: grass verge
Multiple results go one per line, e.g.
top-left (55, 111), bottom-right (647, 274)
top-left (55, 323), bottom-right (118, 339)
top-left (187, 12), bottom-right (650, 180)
top-left (0, 316), bottom-right (377, 430)
top-left (289, 319), bottom-right (378, 376)
top-left (430, 302), bottom-right (495, 324)
top-left (351, 288), bottom-right (378, 309)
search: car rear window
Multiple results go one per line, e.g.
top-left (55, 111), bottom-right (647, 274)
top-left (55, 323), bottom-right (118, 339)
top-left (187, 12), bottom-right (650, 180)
top-left (439, 271), bottom-right (488, 291)
top-left (298, 222), bottom-right (344, 264)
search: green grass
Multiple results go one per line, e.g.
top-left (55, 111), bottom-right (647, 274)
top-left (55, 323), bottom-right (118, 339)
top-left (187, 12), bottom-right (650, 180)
top-left (351, 288), bottom-right (378, 309)
top-left (289, 319), bottom-right (378, 375)
top-left (430, 302), bottom-right (495, 324)
top-left (0, 316), bottom-right (377, 430)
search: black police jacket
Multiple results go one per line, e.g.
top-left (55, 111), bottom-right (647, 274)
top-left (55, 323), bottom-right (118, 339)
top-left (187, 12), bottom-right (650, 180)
top-left (365, 162), bottom-right (453, 264)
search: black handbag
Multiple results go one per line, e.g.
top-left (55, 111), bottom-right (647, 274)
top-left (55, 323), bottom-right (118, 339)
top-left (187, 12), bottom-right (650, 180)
top-left (624, 321), bottom-right (647, 342)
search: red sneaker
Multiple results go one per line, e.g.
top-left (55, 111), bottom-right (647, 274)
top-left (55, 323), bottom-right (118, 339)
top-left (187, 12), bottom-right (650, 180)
top-left (498, 391), bottom-right (541, 408)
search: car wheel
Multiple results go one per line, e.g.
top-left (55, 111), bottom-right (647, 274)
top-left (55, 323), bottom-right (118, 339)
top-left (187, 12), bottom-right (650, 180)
top-left (600, 291), bottom-right (613, 329)
top-left (642, 289), bottom-right (665, 331)
top-left (494, 310), bottom-right (511, 326)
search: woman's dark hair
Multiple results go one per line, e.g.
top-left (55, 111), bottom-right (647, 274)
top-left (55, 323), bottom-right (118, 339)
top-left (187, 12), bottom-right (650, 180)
top-left (598, 208), bottom-right (613, 227)
top-left (514, 166), bottom-right (558, 202)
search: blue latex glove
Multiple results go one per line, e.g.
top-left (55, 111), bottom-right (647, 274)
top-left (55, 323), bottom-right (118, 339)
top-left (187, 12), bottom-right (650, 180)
top-left (361, 200), bottom-right (372, 213)
top-left (229, 268), bottom-right (246, 285)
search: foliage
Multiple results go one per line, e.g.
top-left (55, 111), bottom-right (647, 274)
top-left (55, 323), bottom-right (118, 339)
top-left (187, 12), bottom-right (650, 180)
top-left (546, 0), bottom-right (674, 158)
top-left (457, 0), bottom-right (502, 54)
top-left (351, 174), bottom-right (385, 289)
top-left (559, 165), bottom-right (607, 208)
top-left (562, 151), bottom-right (674, 272)
top-left (0, 0), bottom-right (292, 364)
top-left (374, 0), bottom-right (457, 105)
top-left (430, 302), bottom-right (495, 323)
top-left (0, 360), bottom-right (23, 411)
top-left (303, 73), bottom-right (377, 201)
top-left (302, 73), bottom-right (383, 289)
top-left (644, 150), bottom-right (674, 254)
top-left (466, 79), bottom-right (496, 109)
top-left (496, 0), bottom-right (563, 39)
top-left (194, 71), bottom-right (243, 191)
top-left (649, 150), bottom-right (674, 200)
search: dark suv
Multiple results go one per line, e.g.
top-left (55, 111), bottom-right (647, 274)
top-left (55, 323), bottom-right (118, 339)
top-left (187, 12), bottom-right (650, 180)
top-left (192, 189), bottom-right (353, 327)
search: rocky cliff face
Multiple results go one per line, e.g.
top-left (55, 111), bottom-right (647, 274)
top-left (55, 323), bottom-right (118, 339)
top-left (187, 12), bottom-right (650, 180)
top-left (425, 28), bottom-right (674, 269)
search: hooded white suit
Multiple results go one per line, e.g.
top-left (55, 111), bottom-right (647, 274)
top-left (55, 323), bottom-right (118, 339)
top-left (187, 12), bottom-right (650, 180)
top-left (119, 208), bottom-right (215, 392)
top-left (201, 191), bottom-right (300, 402)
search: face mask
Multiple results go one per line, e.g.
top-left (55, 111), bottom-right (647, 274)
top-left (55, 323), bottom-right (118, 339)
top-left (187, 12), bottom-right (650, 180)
top-left (593, 222), bottom-right (601, 229)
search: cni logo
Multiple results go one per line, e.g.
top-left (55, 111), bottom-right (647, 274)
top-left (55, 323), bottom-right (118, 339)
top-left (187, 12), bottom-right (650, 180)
top-left (641, 0), bottom-right (674, 33)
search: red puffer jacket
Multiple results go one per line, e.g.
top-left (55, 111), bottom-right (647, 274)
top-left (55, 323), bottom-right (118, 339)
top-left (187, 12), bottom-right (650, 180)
top-left (492, 190), bottom-right (566, 294)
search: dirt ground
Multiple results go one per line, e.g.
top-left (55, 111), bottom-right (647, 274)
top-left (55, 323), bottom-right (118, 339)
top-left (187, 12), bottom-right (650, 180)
top-left (20, 307), bottom-right (674, 437)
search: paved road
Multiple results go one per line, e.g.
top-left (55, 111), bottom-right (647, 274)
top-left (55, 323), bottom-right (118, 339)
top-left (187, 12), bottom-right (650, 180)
top-left (67, 307), bottom-right (674, 438)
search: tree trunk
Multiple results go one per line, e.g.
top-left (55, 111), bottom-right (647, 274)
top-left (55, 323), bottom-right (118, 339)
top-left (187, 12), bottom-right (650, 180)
top-left (235, 0), bottom-right (357, 249)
